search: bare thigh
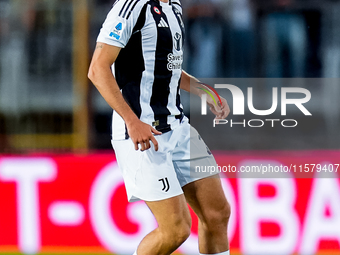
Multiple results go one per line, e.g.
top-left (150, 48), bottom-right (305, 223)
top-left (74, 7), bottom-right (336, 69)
top-left (145, 194), bottom-right (191, 230)
top-left (182, 176), bottom-right (230, 222)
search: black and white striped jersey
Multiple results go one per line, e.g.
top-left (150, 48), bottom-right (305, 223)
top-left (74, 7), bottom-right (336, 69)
top-left (97, 0), bottom-right (186, 140)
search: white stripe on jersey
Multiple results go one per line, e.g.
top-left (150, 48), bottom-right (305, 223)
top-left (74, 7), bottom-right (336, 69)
top-left (171, 0), bottom-right (182, 12)
top-left (139, 4), bottom-right (157, 123)
top-left (161, 1), bottom-right (182, 118)
top-left (112, 110), bottom-right (126, 140)
top-left (110, 63), bottom-right (127, 140)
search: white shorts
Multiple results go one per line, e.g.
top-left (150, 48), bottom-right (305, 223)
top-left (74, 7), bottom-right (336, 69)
top-left (112, 118), bottom-right (217, 202)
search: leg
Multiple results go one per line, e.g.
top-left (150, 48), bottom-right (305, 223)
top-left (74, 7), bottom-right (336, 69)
top-left (136, 194), bottom-right (191, 255)
top-left (183, 176), bottom-right (230, 254)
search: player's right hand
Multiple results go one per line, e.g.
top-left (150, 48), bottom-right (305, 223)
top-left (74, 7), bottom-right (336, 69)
top-left (126, 119), bottom-right (162, 152)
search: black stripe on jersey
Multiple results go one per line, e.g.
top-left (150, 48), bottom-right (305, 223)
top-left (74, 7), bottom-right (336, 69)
top-left (172, 4), bottom-right (185, 43)
top-left (171, 1), bottom-right (184, 116)
top-left (172, 1), bottom-right (181, 8)
top-left (118, 0), bottom-right (130, 16)
top-left (122, 0), bottom-right (138, 18)
top-left (150, 1), bottom-right (173, 132)
top-left (173, 4), bottom-right (184, 115)
top-left (112, 0), bottom-right (120, 7)
top-left (124, 125), bottom-right (129, 139)
top-left (115, 4), bottom-right (147, 139)
top-left (176, 77), bottom-right (183, 114)
top-left (126, 0), bottom-right (141, 19)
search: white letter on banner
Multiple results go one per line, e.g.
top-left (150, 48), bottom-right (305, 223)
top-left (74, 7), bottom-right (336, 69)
top-left (239, 175), bottom-right (299, 254)
top-left (0, 158), bottom-right (57, 254)
top-left (300, 170), bottom-right (340, 254)
top-left (89, 162), bottom-right (156, 254)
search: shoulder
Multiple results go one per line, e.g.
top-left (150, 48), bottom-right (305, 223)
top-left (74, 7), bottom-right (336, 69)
top-left (98, 0), bottom-right (150, 47)
top-left (171, 0), bottom-right (182, 13)
top-left (171, 0), bottom-right (182, 7)
top-left (108, 0), bottom-right (150, 20)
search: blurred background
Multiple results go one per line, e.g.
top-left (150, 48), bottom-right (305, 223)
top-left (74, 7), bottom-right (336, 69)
top-left (1, 0), bottom-right (340, 153)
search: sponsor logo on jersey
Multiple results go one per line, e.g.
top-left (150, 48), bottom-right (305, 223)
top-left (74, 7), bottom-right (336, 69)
top-left (174, 32), bottom-right (182, 51)
top-left (167, 53), bottom-right (183, 71)
top-left (158, 17), bottom-right (168, 28)
top-left (115, 22), bottom-right (122, 30)
top-left (154, 6), bottom-right (161, 14)
top-left (109, 22), bottom-right (123, 40)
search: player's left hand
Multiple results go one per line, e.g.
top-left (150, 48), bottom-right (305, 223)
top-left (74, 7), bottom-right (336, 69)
top-left (207, 96), bottom-right (230, 120)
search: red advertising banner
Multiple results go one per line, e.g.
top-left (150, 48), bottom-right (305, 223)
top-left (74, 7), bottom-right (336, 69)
top-left (0, 151), bottom-right (339, 254)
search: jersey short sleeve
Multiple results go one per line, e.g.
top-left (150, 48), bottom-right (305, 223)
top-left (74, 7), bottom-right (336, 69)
top-left (97, 0), bottom-right (146, 48)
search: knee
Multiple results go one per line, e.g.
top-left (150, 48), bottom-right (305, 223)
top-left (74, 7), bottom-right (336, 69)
top-left (220, 201), bottom-right (231, 224)
top-left (173, 216), bottom-right (192, 245)
top-left (175, 220), bottom-right (191, 244)
top-left (202, 201), bottom-right (231, 232)
top-left (162, 216), bottom-right (191, 246)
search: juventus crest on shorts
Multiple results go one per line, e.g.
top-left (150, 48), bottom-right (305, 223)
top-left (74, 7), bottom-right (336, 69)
top-left (97, 0), bottom-right (185, 140)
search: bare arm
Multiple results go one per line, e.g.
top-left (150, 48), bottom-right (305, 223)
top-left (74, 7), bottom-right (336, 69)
top-left (180, 70), bottom-right (230, 119)
top-left (179, 70), bottom-right (203, 96)
top-left (88, 42), bottom-right (161, 151)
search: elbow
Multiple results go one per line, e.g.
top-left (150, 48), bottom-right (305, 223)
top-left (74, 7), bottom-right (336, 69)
top-left (88, 64), bottom-right (97, 84)
top-left (88, 61), bottom-right (114, 87)
top-left (88, 62), bottom-right (104, 89)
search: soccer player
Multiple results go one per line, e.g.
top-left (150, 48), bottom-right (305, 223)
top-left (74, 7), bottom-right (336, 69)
top-left (88, 0), bottom-right (231, 254)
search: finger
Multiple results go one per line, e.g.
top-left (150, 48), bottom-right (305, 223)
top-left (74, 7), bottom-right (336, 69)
top-left (144, 139), bottom-right (151, 150)
top-left (220, 108), bottom-right (230, 119)
top-left (220, 103), bottom-right (231, 119)
top-left (150, 136), bottom-right (159, 151)
top-left (134, 140), bottom-right (139, 151)
top-left (151, 127), bottom-right (162, 135)
top-left (209, 106), bottom-right (218, 115)
top-left (210, 107), bottom-right (223, 117)
top-left (222, 99), bottom-right (229, 109)
top-left (208, 102), bottom-right (222, 113)
top-left (140, 141), bottom-right (146, 151)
